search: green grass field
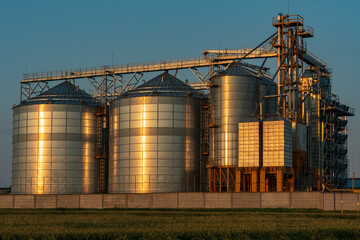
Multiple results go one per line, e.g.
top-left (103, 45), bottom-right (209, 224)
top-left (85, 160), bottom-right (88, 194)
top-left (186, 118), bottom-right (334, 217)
top-left (0, 209), bottom-right (359, 240)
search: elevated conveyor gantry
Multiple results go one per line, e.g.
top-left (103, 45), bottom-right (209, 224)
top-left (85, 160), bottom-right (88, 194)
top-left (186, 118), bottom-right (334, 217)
top-left (20, 48), bottom-right (277, 102)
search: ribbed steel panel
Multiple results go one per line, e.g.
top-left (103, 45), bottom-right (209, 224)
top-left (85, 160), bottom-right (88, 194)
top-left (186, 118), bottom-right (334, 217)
top-left (238, 121), bottom-right (261, 167)
top-left (210, 66), bottom-right (260, 166)
top-left (11, 82), bottom-right (99, 194)
top-left (292, 122), bottom-right (307, 151)
top-left (263, 118), bottom-right (292, 167)
top-left (109, 73), bottom-right (203, 193)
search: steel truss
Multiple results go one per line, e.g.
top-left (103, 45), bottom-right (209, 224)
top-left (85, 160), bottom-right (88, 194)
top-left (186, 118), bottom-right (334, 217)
top-left (20, 59), bottom-right (272, 104)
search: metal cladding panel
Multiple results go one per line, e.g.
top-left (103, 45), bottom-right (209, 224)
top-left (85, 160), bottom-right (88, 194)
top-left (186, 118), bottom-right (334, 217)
top-left (238, 121), bottom-right (261, 167)
top-left (263, 119), bottom-right (292, 167)
top-left (11, 104), bottom-right (99, 194)
top-left (211, 68), bottom-right (260, 166)
top-left (300, 93), bottom-right (321, 171)
top-left (260, 77), bottom-right (277, 118)
top-left (109, 96), bottom-right (202, 193)
top-left (292, 122), bottom-right (307, 151)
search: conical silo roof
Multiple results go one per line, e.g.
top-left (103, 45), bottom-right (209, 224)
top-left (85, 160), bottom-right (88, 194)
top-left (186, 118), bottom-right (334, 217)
top-left (213, 63), bottom-right (260, 78)
top-left (18, 81), bottom-right (99, 106)
top-left (118, 72), bottom-right (205, 99)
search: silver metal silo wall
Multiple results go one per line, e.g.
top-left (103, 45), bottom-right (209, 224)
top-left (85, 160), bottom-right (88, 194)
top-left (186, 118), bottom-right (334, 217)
top-left (210, 73), bottom-right (260, 166)
top-left (11, 104), bottom-right (99, 194)
top-left (108, 96), bottom-right (201, 193)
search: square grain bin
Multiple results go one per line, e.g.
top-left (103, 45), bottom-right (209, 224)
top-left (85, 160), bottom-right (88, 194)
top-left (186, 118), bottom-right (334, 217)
top-left (263, 118), bottom-right (292, 167)
top-left (238, 121), bottom-right (262, 167)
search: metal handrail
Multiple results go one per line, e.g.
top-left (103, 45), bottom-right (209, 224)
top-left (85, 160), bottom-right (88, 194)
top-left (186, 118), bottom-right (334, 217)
top-left (202, 46), bottom-right (274, 55)
top-left (299, 26), bottom-right (314, 36)
top-left (304, 26), bottom-right (314, 36)
top-left (23, 47), bottom-right (277, 81)
top-left (23, 56), bottom-right (210, 80)
top-left (272, 14), bottom-right (304, 25)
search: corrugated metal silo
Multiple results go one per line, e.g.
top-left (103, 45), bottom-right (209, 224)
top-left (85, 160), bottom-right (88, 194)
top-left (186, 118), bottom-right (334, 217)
top-left (210, 64), bottom-right (261, 166)
top-left (12, 81), bottom-right (99, 194)
top-left (109, 72), bottom-right (204, 193)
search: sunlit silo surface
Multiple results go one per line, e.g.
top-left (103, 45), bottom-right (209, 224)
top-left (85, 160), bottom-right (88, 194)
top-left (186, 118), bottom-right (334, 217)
top-left (109, 72), bottom-right (204, 193)
top-left (12, 81), bottom-right (99, 194)
top-left (210, 65), bottom-right (261, 166)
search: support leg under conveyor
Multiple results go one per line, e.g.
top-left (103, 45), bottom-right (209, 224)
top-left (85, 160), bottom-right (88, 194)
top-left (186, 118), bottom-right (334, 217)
top-left (251, 168), bottom-right (259, 192)
top-left (260, 168), bottom-right (266, 192)
top-left (277, 167), bottom-right (284, 192)
top-left (235, 170), bottom-right (241, 192)
top-left (276, 167), bottom-right (295, 192)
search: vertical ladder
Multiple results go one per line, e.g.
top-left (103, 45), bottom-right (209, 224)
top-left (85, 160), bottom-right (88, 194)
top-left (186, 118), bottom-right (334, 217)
top-left (200, 98), bottom-right (210, 191)
top-left (96, 106), bottom-right (107, 193)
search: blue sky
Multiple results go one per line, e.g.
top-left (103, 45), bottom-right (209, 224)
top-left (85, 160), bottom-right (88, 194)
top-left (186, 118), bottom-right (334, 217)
top-left (0, 0), bottom-right (359, 187)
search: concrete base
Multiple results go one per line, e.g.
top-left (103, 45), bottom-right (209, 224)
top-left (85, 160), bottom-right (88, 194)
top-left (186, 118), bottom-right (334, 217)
top-left (232, 193), bottom-right (260, 208)
top-left (57, 195), bottom-right (80, 208)
top-left (80, 195), bottom-right (103, 209)
top-left (0, 192), bottom-right (359, 210)
top-left (0, 195), bottom-right (14, 208)
top-left (103, 194), bottom-right (127, 208)
top-left (261, 192), bottom-right (290, 208)
top-left (14, 195), bottom-right (34, 209)
top-left (205, 193), bottom-right (231, 208)
top-left (152, 193), bottom-right (177, 208)
top-left (178, 193), bottom-right (205, 208)
top-left (127, 194), bottom-right (152, 208)
top-left (35, 195), bottom-right (57, 209)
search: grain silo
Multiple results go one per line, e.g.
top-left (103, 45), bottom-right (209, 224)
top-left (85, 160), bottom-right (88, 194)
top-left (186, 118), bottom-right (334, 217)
top-left (12, 81), bottom-right (99, 194)
top-left (108, 72), bottom-right (205, 193)
top-left (210, 64), bottom-right (261, 166)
